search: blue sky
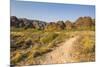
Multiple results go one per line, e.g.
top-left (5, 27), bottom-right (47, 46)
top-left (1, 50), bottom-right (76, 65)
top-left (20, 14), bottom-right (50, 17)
top-left (11, 0), bottom-right (95, 22)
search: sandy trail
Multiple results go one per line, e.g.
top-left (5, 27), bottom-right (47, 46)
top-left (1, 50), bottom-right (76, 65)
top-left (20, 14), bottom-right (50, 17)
top-left (38, 36), bottom-right (79, 64)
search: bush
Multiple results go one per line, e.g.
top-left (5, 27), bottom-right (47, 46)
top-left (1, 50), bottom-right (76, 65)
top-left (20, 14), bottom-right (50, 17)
top-left (80, 34), bottom-right (95, 53)
top-left (11, 52), bottom-right (22, 64)
top-left (40, 33), bottom-right (58, 44)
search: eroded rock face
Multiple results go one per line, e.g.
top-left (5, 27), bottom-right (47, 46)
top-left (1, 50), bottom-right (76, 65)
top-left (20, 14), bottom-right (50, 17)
top-left (19, 18), bottom-right (34, 29)
top-left (65, 20), bottom-right (73, 30)
top-left (10, 16), bottom-right (19, 27)
top-left (10, 16), bottom-right (95, 30)
top-left (74, 17), bottom-right (94, 28)
top-left (32, 20), bottom-right (47, 30)
top-left (56, 21), bottom-right (65, 29)
top-left (45, 22), bottom-right (64, 31)
top-left (92, 19), bottom-right (95, 26)
top-left (10, 16), bottom-right (47, 30)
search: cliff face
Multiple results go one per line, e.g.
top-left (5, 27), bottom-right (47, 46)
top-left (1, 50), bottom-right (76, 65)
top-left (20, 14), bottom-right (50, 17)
top-left (10, 16), bottom-right (95, 30)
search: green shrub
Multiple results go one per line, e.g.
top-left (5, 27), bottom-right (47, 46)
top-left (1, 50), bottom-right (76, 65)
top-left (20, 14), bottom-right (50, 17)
top-left (80, 34), bottom-right (95, 53)
top-left (40, 33), bottom-right (58, 44)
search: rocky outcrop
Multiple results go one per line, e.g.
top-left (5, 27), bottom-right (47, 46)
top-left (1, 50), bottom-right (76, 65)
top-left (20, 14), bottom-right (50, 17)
top-left (10, 16), bottom-right (20, 27)
top-left (10, 16), bottom-right (47, 29)
top-left (74, 16), bottom-right (94, 29)
top-left (10, 16), bottom-right (95, 30)
top-left (65, 20), bottom-right (73, 30)
top-left (32, 20), bottom-right (47, 30)
top-left (56, 21), bottom-right (65, 29)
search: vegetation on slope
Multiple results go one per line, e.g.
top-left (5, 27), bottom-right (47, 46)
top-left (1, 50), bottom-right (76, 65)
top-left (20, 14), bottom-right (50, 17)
top-left (10, 16), bottom-right (95, 65)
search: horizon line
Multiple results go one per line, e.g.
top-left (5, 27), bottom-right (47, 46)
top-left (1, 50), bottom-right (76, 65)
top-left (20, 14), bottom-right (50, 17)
top-left (11, 15), bottom-right (95, 23)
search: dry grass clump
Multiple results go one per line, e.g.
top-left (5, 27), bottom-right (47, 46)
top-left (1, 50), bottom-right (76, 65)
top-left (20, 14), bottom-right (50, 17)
top-left (71, 31), bottom-right (95, 62)
top-left (80, 36), bottom-right (95, 53)
top-left (11, 28), bottom-right (95, 65)
top-left (11, 51), bottom-right (23, 64)
top-left (79, 31), bottom-right (95, 53)
top-left (40, 32), bottom-right (58, 44)
top-left (11, 30), bottom-right (70, 65)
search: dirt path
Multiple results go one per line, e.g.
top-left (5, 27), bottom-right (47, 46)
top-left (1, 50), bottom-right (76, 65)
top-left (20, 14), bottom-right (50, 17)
top-left (38, 36), bottom-right (79, 64)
